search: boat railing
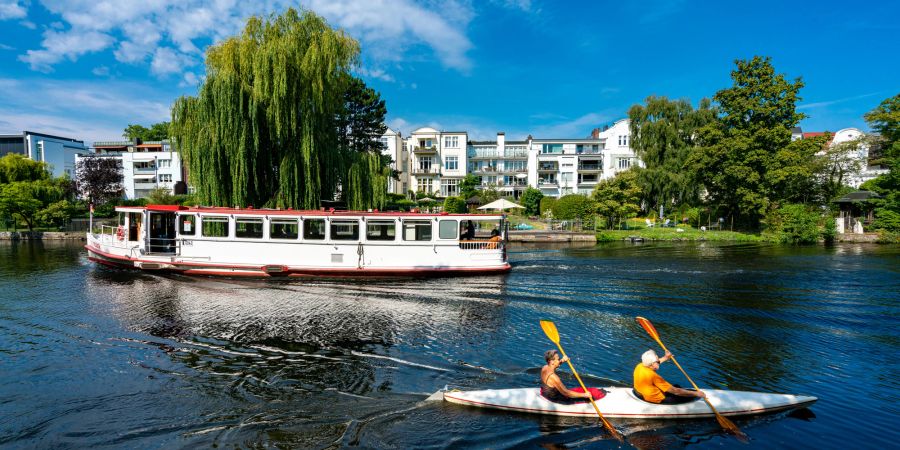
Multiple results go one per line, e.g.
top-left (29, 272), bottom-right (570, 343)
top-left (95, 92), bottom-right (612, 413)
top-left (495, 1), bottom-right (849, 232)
top-left (92, 224), bottom-right (131, 249)
top-left (144, 237), bottom-right (179, 256)
top-left (458, 239), bottom-right (504, 250)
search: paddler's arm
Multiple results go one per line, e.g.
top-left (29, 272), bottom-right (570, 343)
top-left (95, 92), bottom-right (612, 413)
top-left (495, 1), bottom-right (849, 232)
top-left (549, 373), bottom-right (593, 399)
top-left (667, 385), bottom-right (706, 398)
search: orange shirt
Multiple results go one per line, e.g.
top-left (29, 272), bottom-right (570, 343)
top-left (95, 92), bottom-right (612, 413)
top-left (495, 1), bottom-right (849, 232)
top-left (633, 363), bottom-right (673, 403)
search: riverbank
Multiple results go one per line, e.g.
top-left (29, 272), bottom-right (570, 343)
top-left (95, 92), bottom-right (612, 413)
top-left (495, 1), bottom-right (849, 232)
top-left (0, 231), bottom-right (86, 240)
top-left (596, 228), bottom-right (762, 242)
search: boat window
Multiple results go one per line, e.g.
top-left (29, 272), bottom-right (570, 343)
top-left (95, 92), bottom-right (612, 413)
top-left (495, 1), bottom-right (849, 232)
top-left (366, 220), bottom-right (396, 241)
top-left (270, 219), bottom-right (298, 240)
top-left (438, 220), bottom-right (458, 239)
top-left (402, 220), bottom-right (432, 241)
top-left (118, 212), bottom-right (126, 227)
top-left (303, 218), bottom-right (326, 240)
top-left (202, 216), bottom-right (229, 237)
top-left (236, 217), bottom-right (264, 239)
top-left (330, 220), bottom-right (360, 241)
top-left (178, 214), bottom-right (196, 236)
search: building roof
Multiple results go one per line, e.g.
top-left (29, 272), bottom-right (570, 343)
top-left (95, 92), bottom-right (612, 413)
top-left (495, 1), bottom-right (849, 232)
top-left (835, 191), bottom-right (881, 203)
top-left (23, 130), bottom-right (85, 144)
top-left (802, 132), bottom-right (828, 138)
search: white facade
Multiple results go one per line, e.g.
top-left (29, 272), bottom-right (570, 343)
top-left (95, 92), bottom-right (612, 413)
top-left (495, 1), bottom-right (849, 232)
top-left (121, 147), bottom-right (184, 199)
top-left (529, 138), bottom-right (605, 196)
top-left (596, 119), bottom-right (642, 181)
top-left (405, 127), bottom-right (468, 197)
top-left (379, 128), bottom-right (407, 194)
top-left (468, 132), bottom-right (529, 198)
top-left (828, 128), bottom-right (888, 188)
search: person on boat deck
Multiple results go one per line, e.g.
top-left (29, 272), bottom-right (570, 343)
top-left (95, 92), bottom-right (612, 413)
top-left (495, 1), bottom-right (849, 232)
top-left (633, 349), bottom-right (706, 404)
top-left (463, 220), bottom-right (476, 240)
top-left (485, 229), bottom-right (502, 249)
top-left (540, 350), bottom-right (604, 403)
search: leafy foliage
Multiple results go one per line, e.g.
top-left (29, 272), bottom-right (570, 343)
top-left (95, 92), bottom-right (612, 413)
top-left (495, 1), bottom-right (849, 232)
top-left (0, 154), bottom-right (50, 183)
top-left (479, 185), bottom-right (500, 204)
top-left (35, 200), bottom-right (76, 229)
top-left (552, 194), bottom-right (596, 222)
top-left (592, 169), bottom-right (643, 229)
top-left (442, 196), bottom-right (467, 213)
top-left (75, 156), bottom-right (123, 204)
top-left (123, 122), bottom-right (170, 141)
top-left (172, 8), bottom-right (392, 210)
top-left (628, 96), bottom-right (715, 212)
top-left (146, 187), bottom-right (180, 205)
top-left (0, 180), bottom-right (66, 230)
top-left (520, 187), bottom-right (543, 216)
top-left (761, 203), bottom-right (821, 244)
top-left (689, 56), bottom-right (807, 227)
top-left (459, 174), bottom-right (480, 200)
top-left (539, 196), bottom-right (557, 218)
top-left (860, 93), bottom-right (900, 231)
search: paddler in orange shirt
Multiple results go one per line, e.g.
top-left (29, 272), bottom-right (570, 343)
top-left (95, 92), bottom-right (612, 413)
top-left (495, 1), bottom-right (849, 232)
top-left (633, 349), bottom-right (706, 404)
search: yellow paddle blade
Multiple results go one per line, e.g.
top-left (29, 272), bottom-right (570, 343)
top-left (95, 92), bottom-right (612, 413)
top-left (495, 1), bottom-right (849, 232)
top-left (717, 414), bottom-right (748, 441)
top-left (635, 316), bottom-right (660, 341)
top-left (540, 320), bottom-right (559, 344)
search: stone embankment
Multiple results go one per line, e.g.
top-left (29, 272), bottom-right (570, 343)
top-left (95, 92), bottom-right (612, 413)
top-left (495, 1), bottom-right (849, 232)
top-left (0, 232), bottom-right (86, 240)
top-left (507, 230), bottom-right (596, 243)
top-left (835, 233), bottom-right (880, 243)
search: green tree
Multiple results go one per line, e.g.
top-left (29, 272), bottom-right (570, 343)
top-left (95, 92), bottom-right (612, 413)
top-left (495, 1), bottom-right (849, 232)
top-left (146, 187), bottom-right (179, 205)
top-left (480, 185), bottom-right (500, 204)
top-left (860, 93), bottom-right (900, 231)
top-left (628, 96), bottom-right (714, 212)
top-left (520, 187), bottom-right (543, 216)
top-left (123, 122), bottom-right (170, 141)
top-left (0, 153), bottom-right (50, 183)
top-left (459, 174), bottom-right (479, 200)
top-left (592, 169), bottom-right (643, 229)
top-left (762, 203), bottom-right (821, 244)
top-left (36, 200), bottom-right (76, 229)
top-left (552, 194), bottom-right (596, 223)
top-left (75, 156), bottom-right (123, 205)
top-left (0, 180), bottom-right (64, 230)
top-left (338, 76), bottom-right (392, 210)
top-left (539, 196), bottom-right (557, 218)
top-left (442, 196), bottom-right (466, 213)
top-left (689, 56), bottom-right (807, 228)
top-left (171, 8), bottom-right (361, 210)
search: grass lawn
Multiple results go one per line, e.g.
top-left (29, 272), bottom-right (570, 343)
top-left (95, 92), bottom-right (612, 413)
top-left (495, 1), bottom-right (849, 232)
top-left (596, 219), bottom-right (762, 242)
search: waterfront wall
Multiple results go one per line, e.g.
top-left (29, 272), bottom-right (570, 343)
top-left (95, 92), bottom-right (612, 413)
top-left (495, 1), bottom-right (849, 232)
top-left (0, 232), bottom-right (86, 240)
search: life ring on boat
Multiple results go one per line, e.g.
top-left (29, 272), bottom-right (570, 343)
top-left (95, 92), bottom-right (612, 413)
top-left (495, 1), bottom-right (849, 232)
top-left (116, 226), bottom-right (125, 241)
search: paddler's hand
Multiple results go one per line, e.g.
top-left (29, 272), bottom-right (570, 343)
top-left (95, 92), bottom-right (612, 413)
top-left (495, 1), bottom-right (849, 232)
top-left (695, 390), bottom-right (706, 399)
top-left (663, 350), bottom-right (673, 362)
top-left (560, 356), bottom-right (570, 363)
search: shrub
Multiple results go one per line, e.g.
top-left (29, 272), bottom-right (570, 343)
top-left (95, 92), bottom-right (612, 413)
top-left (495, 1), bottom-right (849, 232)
top-left (442, 196), bottom-right (467, 213)
top-left (762, 203), bottom-right (821, 244)
top-left (539, 196), bottom-right (557, 218)
top-left (520, 187), bottom-right (543, 216)
top-left (871, 209), bottom-right (900, 232)
top-left (552, 194), bottom-right (596, 222)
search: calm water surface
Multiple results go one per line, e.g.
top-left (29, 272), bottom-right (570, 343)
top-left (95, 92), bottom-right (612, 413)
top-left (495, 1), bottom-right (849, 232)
top-left (1, 240), bottom-right (898, 449)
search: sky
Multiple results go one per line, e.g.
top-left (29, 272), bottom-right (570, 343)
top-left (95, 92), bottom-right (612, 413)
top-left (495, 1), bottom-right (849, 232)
top-left (1, 0), bottom-right (898, 145)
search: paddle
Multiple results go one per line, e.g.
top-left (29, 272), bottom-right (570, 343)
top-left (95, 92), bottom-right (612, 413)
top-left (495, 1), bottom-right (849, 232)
top-left (540, 320), bottom-right (624, 443)
top-left (635, 316), bottom-right (747, 440)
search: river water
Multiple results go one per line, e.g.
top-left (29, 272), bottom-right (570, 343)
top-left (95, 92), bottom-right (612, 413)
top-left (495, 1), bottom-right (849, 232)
top-left (1, 240), bottom-right (898, 449)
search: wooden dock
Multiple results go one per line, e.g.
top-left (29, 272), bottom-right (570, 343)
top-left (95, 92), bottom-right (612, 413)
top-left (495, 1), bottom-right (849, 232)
top-left (507, 231), bottom-right (596, 243)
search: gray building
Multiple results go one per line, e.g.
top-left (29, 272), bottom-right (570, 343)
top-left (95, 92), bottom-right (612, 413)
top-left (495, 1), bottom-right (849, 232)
top-left (0, 131), bottom-right (88, 178)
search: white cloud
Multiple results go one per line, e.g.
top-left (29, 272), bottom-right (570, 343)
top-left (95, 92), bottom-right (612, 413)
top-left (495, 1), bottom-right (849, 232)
top-left (798, 92), bottom-right (884, 110)
top-left (530, 112), bottom-right (612, 138)
top-left (20, 30), bottom-right (114, 71)
top-left (92, 65), bottom-right (110, 76)
top-left (0, 77), bottom-right (172, 143)
top-left (356, 66), bottom-right (395, 82)
top-left (151, 46), bottom-right (194, 77)
top-left (179, 71), bottom-right (200, 87)
top-left (0, 1), bottom-right (27, 20)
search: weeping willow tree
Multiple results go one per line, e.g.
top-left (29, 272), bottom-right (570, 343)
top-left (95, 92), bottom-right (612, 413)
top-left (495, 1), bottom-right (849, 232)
top-left (628, 96), bottom-right (715, 214)
top-left (172, 8), bottom-right (390, 210)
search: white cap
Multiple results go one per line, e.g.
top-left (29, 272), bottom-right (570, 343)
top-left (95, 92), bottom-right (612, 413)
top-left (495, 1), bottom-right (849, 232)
top-left (641, 349), bottom-right (659, 367)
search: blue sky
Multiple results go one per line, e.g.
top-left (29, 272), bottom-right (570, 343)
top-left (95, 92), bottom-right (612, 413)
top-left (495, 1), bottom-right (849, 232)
top-left (1, 0), bottom-right (898, 144)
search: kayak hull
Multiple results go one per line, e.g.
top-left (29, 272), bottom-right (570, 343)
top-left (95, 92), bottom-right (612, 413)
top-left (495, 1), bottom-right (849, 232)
top-left (443, 387), bottom-right (816, 418)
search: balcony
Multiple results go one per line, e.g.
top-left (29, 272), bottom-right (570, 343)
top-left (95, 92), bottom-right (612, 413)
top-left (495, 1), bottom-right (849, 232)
top-left (134, 166), bottom-right (157, 172)
top-left (538, 163), bottom-right (558, 172)
top-left (472, 166), bottom-right (496, 174)
top-left (577, 164), bottom-right (602, 172)
top-left (577, 178), bottom-right (599, 185)
top-left (468, 151), bottom-right (499, 159)
top-left (134, 181), bottom-right (158, 189)
top-left (413, 146), bottom-right (437, 154)
top-left (499, 167), bottom-right (527, 174)
top-left (538, 179), bottom-right (558, 186)
top-left (411, 166), bottom-right (441, 175)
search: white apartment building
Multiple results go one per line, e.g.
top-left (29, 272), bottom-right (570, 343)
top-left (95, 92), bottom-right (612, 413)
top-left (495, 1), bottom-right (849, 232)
top-left (594, 119), bottom-right (642, 180)
top-left (529, 137), bottom-right (605, 196)
top-left (90, 139), bottom-right (185, 200)
top-left (378, 128), bottom-right (407, 194)
top-left (468, 132), bottom-right (529, 198)
top-left (405, 127), bottom-right (468, 197)
top-left (829, 128), bottom-right (888, 188)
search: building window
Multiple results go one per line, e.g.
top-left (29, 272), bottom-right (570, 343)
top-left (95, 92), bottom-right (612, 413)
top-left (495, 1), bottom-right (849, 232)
top-left (419, 156), bottom-right (432, 172)
top-left (441, 179), bottom-right (459, 197)
top-left (618, 158), bottom-right (631, 169)
top-left (417, 178), bottom-right (433, 193)
top-left (444, 156), bottom-right (458, 170)
top-left (379, 137), bottom-right (389, 149)
top-left (159, 174), bottom-right (173, 183)
top-left (158, 159), bottom-right (171, 168)
top-left (618, 135), bottom-right (629, 147)
top-left (560, 173), bottom-right (573, 183)
top-left (444, 136), bottom-right (459, 148)
top-left (541, 144), bottom-right (563, 154)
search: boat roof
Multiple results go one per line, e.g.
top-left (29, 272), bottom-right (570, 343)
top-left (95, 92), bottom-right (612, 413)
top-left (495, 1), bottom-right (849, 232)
top-left (115, 204), bottom-right (505, 219)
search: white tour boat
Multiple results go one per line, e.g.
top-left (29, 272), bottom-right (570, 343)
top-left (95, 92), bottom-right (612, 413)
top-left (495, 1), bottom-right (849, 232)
top-left (85, 205), bottom-right (511, 277)
top-left (439, 387), bottom-right (817, 419)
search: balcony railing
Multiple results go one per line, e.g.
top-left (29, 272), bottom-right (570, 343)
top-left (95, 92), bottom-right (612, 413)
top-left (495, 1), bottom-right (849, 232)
top-left (473, 166), bottom-right (496, 173)
top-left (538, 180), bottom-right (558, 186)
top-left (134, 182), bottom-right (158, 189)
top-left (411, 167), bottom-right (441, 174)
top-left (413, 146), bottom-right (437, 153)
top-left (134, 166), bottom-right (157, 172)
top-left (577, 165), bottom-right (602, 171)
top-left (538, 164), bottom-right (558, 172)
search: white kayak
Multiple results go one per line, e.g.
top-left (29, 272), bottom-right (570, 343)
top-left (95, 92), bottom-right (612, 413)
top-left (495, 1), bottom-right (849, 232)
top-left (441, 387), bottom-right (816, 419)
